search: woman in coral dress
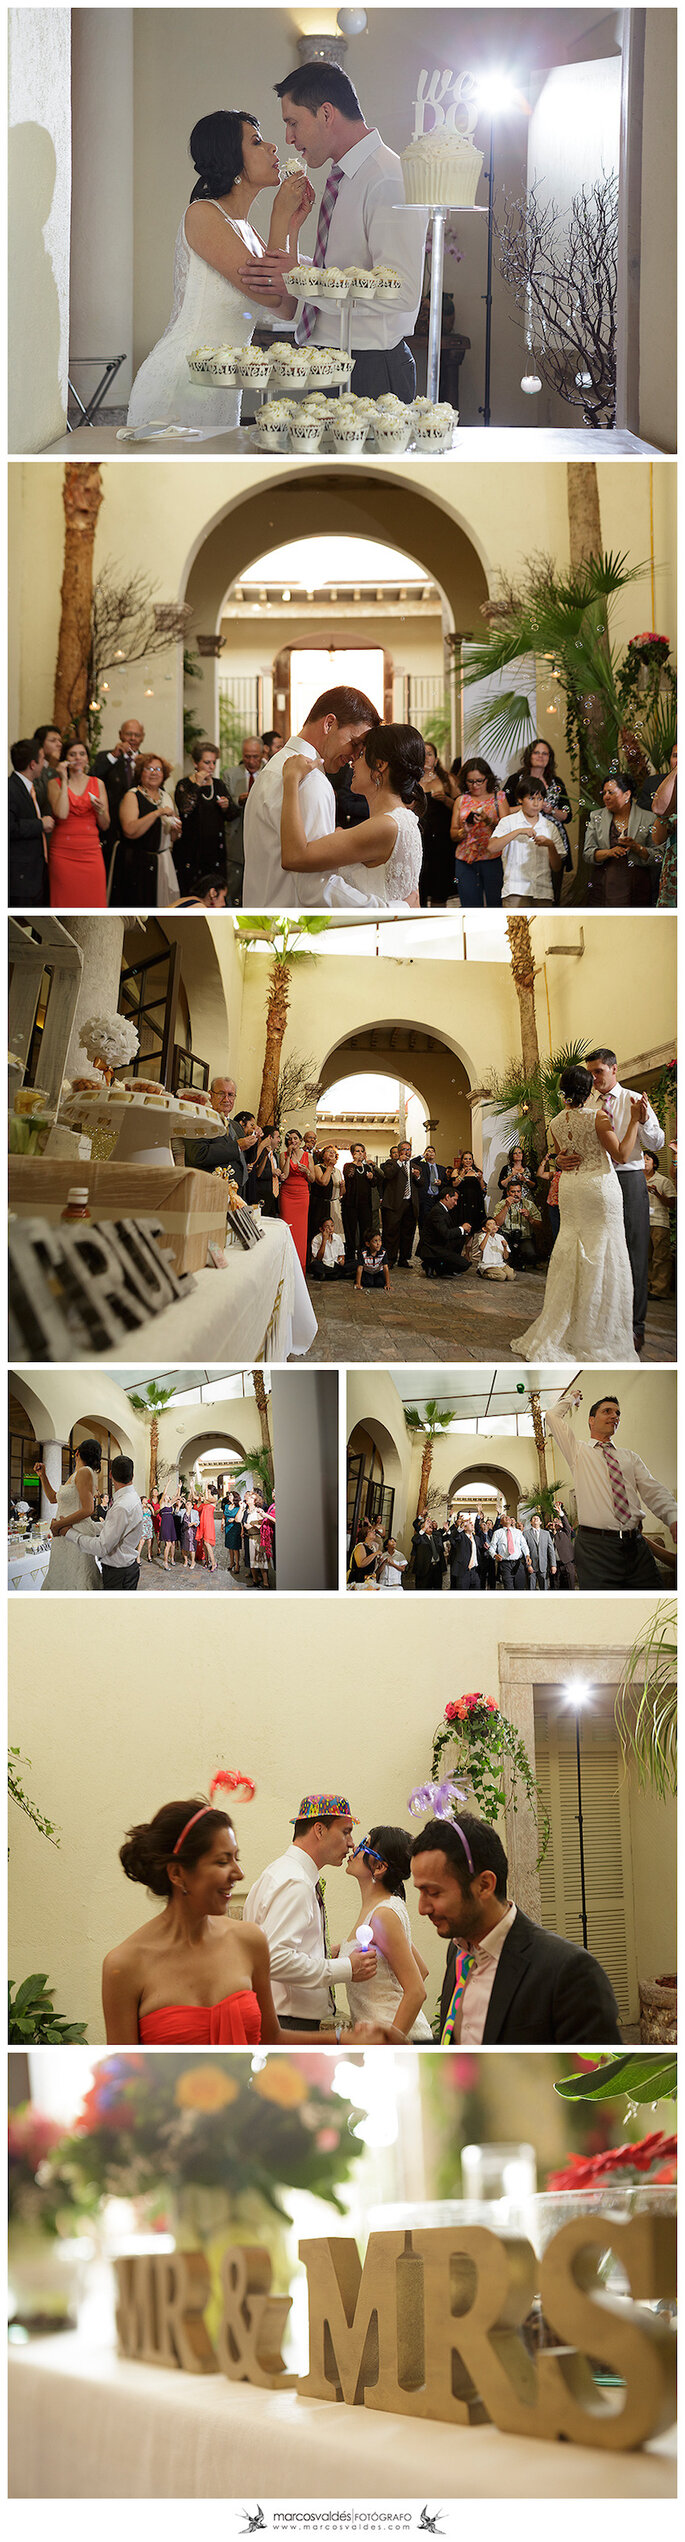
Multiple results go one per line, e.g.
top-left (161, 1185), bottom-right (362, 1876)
top-left (195, 1496), bottom-right (217, 1573)
top-left (47, 742), bottom-right (109, 907)
top-left (102, 1794), bottom-right (335, 2045)
top-left (278, 1130), bottom-right (312, 1272)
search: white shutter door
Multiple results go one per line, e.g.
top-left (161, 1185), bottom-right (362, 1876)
top-left (535, 1710), bottom-right (638, 2024)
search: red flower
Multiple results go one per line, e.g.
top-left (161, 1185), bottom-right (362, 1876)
top-left (547, 2132), bottom-right (677, 2192)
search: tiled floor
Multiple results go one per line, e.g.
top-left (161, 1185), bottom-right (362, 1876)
top-left (302, 1260), bottom-right (676, 1363)
top-left (138, 1557), bottom-right (267, 1593)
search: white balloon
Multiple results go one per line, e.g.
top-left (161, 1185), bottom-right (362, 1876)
top-left (337, 8), bottom-right (368, 33)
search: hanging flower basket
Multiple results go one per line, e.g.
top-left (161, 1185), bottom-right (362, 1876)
top-left (625, 633), bottom-right (671, 670)
top-left (429, 1692), bottom-right (550, 1866)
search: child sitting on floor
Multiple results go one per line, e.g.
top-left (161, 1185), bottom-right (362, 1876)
top-left (355, 1233), bottom-right (391, 1292)
top-left (310, 1217), bottom-right (346, 1279)
top-left (476, 1219), bottom-right (515, 1280)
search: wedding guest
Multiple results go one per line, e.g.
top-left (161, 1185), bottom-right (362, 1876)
top-left (447, 1513), bottom-right (481, 1590)
top-left (9, 740), bottom-right (49, 905)
top-left (342, 1144), bottom-right (381, 1262)
top-left (278, 1128), bottom-right (312, 1271)
top-left (222, 735), bottom-right (263, 802)
top-left (523, 1511), bottom-right (557, 1589)
top-left (497, 1144), bottom-right (536, 1202)
top-left (244, 1793), bottom-right (378, 2032)
top-left (476, 1219), bottom-right (515, 1280)
top-left (348, 1522), bottom-right (381, 1586)
top-left (545, 1389), bottom-right (676, 1590)
top-left (411, 1147), bottom-right (444, 1226)
top-left (32, 724), bottom-right (63, 816)
top-left (103, 1796), bottom-right (280, 2044)
top-left (489, 1518), bottom-right (533, 1590)
top-left (450, 758), bottom-right (507, 909)
top-left (344, 1829), bottom-right (432, 2038)
top-left (185, 1074), bottom-right (248, 1189)
top-left (586, 1046), bottom-right (665, 1351)
top-left (494, 1181), bottom-right (541, 1270)
top-left (355, 1233), bottom-right (390, 1291)
top-left (377, 1538), bottom-right (408, 1591)
top-left (246, 1125), bottom-right (281, 1216)
top-left (92, 718), bottom-right (145, 885)
top-left (150, 1493), bottom-right (162, 1553)
top-left (536, 1146), bottom-right (561, 1248)
top-left (174, 744), bottom-right (234, 895)
top-left (47, 741), bottom-right (109, 906)
top-left (67, 1455), bottom-right (144, 1593)
top-left (492, 775), bottom-right (565, 906)
top-left (419, 1188), bottom-right (472, 1277)
top-left (551, 1506), bottom-right (576, 1590)
top-left (651, 754), bottom-right (677, 908)
top-left (159, 1493), bottom-right (177, 1569)
top-left (246, 1490), bottom-right (271, 1588)
top-left (410, 1815), bottom-right (622, 2044)
top-left (413, 1517), bottom-right (445, 1592)
top-left (419, 744), bottom-right (454, 906)
top-left (380, 1141), bottom-right (419, 1266)
top-left (196, 1496), bottom-right (217, 1574)
top-left (311, 1217), bottom-right (346, 1278)
top-left (644, 1151), bottom-right (676, 1295)
top-left (260, 731), bottom-right (284, 761)
top-left (583, 774), bottom-right (657, 907)
top-left (223, 1487), bottom-right (244, 1576)
top-left (452, 1151), bottom-right (487, 1233)
top-left (138, 1501), bottom-right (154, 1565)
top-left (505, 738), bottom-right (573, 902)
top-left (309, 1142), bottom-right (344, 1250)
top-left (250, 62), bottom-right (426, 402)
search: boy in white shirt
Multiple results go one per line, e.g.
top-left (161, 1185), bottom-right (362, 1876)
top-left (477, 1219), bottom-right (515, 1280)
top-left (492, 776), bottom-right (565, 907)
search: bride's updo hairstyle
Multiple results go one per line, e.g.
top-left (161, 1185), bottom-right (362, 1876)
top-left (363, 1824), bottom-right (414, 1899)
top-left (365, 724), bottom-right (426, 817)
top-left (120, 1799), bottom-right (234, 1896)
top-left (560, 1064), bottom-right (595, 1109)
top-left (75, 1438), bottom-right (102, 1472)
top-left (189, 110), bottom-right (258, 203)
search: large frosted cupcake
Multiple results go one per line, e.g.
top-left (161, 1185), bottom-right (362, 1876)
top-left (412, 402), bottom-right (457, 448)
top-left (237, 347), bottom-right (273, 386)
top-left (313, 267), bottom-right (351, 300)
top-left (347, 265), bottom-right (379, 300)
top-left (401, 131), bottom-right (483, 207)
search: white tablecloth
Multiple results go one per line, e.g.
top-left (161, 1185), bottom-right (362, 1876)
top-left (8, 2338), bottom-right (676, 2499)
top-left (8, 1542), bottom-right (51, 1592)
top-left (47, 425), bottom-right (665, 459)
top-left (103, 1220), bottom-right (317, 1363)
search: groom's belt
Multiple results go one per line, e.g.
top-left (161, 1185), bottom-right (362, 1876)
top-left (578, 1521), bottom-right (642, 1539)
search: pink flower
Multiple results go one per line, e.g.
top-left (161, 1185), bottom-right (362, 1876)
top-left (484, 1695), bottom-right (500, 1713)
top-left (444, 1701), bottom-right (463, 1722)
top-left (316, 2128), bottom-right (341, 2153)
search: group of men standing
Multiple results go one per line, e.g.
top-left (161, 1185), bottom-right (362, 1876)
top-left (341, 1142), bottom-right (471, 1274)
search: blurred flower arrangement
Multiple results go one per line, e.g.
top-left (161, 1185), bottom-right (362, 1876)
top-left (428, 1692), bottom-right (550, 1865)
top-left (9, 2106), bottom-right (98, 2240)
top-left (49, 2053), bottom-right (364, 2226)
top-left (547, 2132), bottom-right (677, 2193)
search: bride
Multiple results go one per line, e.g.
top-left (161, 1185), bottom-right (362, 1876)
top-left (342, 1826), bottom-right (433, 2040)
top-left (512, 1063), bottom-right (644, 1363)
top-left (280, 726), bottom-right (425, 908)
top-left (37, 1439), bottom-right (103, 1591)
top-left (127, 109), bottom-right (313, 434)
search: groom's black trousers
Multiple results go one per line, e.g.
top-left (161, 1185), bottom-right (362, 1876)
top-left (575, 1526), bottom-right (662, 1591)
top-left (616, 1166), bottom-right (650, 1340)
top-left (100, 1559), bottom-right (140, 1591)
top-left (350, 342), bottom-right (417, 402)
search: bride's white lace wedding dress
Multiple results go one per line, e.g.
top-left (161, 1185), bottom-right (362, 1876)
top-left (127, 208), bottom-right (263, 434)
top-left (345, 1899), bottom-right (433, 2040)
top-left (323, 806), bottom-right (423, 910)
top-left (41, 1477), bottom-right (102, 1592)
top-left (512, 1104), bottom-right (638, 1363)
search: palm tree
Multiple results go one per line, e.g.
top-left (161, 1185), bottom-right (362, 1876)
top-left (54, 463), bottom-right (103, 737)
top-left (236, 917), bottom-right (331, 1123)
top-left (505, 917), bottom-right (546, 1160)
top-left (459, 548), bottom-right (644, 808)
top-left (127, 1380), bottom-right (177, 1495)
top-left (251, 1370), bottom-right (274, 1492)
top-left (404, 1400), bottom-right (455, 1517)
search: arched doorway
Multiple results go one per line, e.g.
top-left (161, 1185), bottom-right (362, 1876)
top-left (173, 1429), bottom-right (258, 1490)
top-left (319, 1023), bottom-right (477, 1167)
top-left (272, 641), bottom-right (394, 739)
top-left (183, 475), bottom-right (491, 750)
top-left (68, 1414), bottom-right (127, 1499)
top-left (448, 1461), bottom-right (523, 1514)
top-left (347, 1418), bottom-right (400, 1546)
top-left (317, 1067), bottom-right (429, 1162)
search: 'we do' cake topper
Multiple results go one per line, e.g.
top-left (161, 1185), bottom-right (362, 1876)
top-left (411, 70), bottom-right (479, 142)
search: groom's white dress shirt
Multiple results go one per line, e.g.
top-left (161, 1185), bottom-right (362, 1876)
top-left (70, 1485), bottom-right (144, 1569)
top-left (242, 737), bottom-right (336, 909)
top-left (296, 130), bottom-right (426, 350)
top-left (589, 1084), bottom-right (664, 1174)
top-left (545, 1399), bottom-right (677, 1532)
top-left (244, 1844), bottom-right (353, 2021)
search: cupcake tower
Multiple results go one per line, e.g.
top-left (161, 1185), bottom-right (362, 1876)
top-left (253, 390), bottom-right (458, 455)
top-left (60, 1073), bottom-right (227, 1169)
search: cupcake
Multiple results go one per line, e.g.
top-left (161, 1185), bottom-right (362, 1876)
top-left (210, 346), bottom-right (241, 381)
top-left (347, 266), bottom-right (379, 300)
top-left (284, 267), bottom-right (312, 296)
top-left (313, 266), bottom-right (351, 300)
top-left (288, 416), bottom-right (325, 450)
top-left (376, 393), bottom-right (405, 412)
top-left (412, 403), bottom-right (457, 449)
top-left (329, 416), bottom-right (369, 452)
top-left (237, 347), bottom-right (273, 386)
top-left (372, 266), bottom-right (403, 303)
top-left (373, 413), bottom-right (413, 451)
top-left (307, 346), bottom-right (339, 382)
top-left (255, 413), bottom-right (289, 449)
top-left (187, 347), bottom-right (219, 377)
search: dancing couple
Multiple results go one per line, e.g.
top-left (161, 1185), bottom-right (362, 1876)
top-left (243, 684), bottom-right (425, 909)
top-left (513, 1051), bottom-right (665, 1362)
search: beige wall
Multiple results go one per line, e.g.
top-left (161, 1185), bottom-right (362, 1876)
top-left (638, 12), bottom-right (677, 451)
top-left (9, 1594), bottom-right (674, 2039)
top-left (8, 1367), bottom-right (266, 1498)
top-left (8, 7), bottom-right (72, 451)
top-left (10, 458), bottom-right (676, 771)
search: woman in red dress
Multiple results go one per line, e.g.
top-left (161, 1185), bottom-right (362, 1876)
top-left (195, 1495), bottom-right (217, 1572)
top-left (278, 1129), bottom-right (312, 1272)
top-left (102, 1795), bottom-right (336, 2045)
top-left (47, 741), bottom-right (109, 907)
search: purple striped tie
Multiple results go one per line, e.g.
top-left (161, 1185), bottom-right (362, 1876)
top-left (602, 1439), bottom-right (633, 1525)
top-left (296, 164), bottom-right (344, 341)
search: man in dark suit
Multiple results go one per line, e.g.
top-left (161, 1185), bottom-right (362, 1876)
top-left (447, 1515), bottom-right (481, 1589)
top-left (9, 740), bottom-right (49, 905)
top-left (184, 1073), bottom-right (248, 1190)
top-left (411, 1814), bottom-right (621, 2044)
top-left (413, 1518), bottom-right (445, 1591)
top-left (381, 1141), bottom-right (419, 1266)
top-left (418, 1189), bottom-right (472, 1277)
top-left (92, 717), bottom-right (145, 886)
top-left (342, 1145), bottom-right (380, 1264)
top-left (411, 1146), bottom-right (445, 1227)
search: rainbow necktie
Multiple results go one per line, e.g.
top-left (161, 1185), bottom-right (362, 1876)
top-left (441, 1946), bottom-right (476, 2044)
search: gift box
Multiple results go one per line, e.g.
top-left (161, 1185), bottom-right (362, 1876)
top-left (8, 1159), bottom-right (228, 1275)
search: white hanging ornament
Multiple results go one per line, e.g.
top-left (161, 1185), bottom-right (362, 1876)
top-left (521, 283), bottom-right (542, 392)
top-left (521, 369), bottom-right (542, 394)
top-left (575, 369), bottom-right (592, 389)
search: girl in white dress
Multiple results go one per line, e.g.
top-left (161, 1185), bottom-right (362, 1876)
top-left (342, 1827), bottom-right (433, 2040)
top-left (512, 1063), bottom-right (644, 1364)
top-left (280, 726), bottom-right (425, 908)
top-left (127, 110), bottom-right (313, 434)
top-left (37, 1440), bottom-right (103, 1592)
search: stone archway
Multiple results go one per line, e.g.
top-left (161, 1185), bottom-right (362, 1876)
top-left (175, 1428), bottom-right (254, 1473)
top-left (448, 1461), bottom-right (523, 1512)
top-left (182, 471), bottom-right (491, 743)
top-left (347, 1413), bottom-right (403, 1546)
top-left (319, 1021), bottom-right (477, 1166)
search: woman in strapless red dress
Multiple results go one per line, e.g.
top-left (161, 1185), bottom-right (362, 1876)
top-left (47, 741), bottom-right (110, 908)
top-left (278, 1130), bottom-right (312, 1274)
top-left (102, 1793), bottom-right (336, 2046)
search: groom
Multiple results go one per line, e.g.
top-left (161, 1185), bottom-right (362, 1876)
top-left (242, 684), bottom-right (379, 907)
top-left (239, 60), bottom-right (427, 401)
top-left (586, 1047), bottom-right (665, 1351)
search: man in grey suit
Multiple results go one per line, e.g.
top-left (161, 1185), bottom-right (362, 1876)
top-left (183, 1074), bottom-right (248, 1191)
top-left (523, 1512), bottom-right (557, 1589)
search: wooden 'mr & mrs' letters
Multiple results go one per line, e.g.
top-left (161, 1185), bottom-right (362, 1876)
top-left (114, 2215), bottom-right (676, 2454)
